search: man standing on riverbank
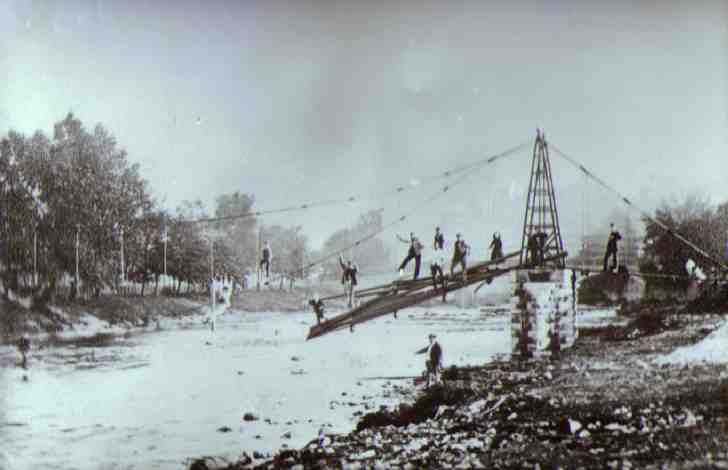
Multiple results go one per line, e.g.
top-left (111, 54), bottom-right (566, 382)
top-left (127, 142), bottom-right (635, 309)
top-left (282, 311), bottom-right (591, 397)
top-left (416, 334), bottom-right (443, 387)
top-left (261, 241), bottom-right (272, 283)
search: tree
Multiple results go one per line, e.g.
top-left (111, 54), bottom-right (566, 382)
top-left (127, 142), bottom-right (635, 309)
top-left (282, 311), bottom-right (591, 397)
top-left (1, 113), bottom-right (158, 300)
top-left (213, 192), bottom-right (257, 275)
top-left (260, 224), bottom-right (308, 286)
top-left (319, 209), bottom-right (391, 279)
top-left (640, 194), bottom-right (718, 290)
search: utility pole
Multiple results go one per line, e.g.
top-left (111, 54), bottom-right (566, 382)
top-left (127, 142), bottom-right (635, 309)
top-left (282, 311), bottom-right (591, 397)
top-left (162, 225), bottom-right (168, 284)
top-left (256, 226), bottom-right (261, 291)
top-left (120, 226), bottom-right (125, 286)
top-left (75, 224), bottom-right (80, 288)
top-left (209, 236), bottom-right (214, 280)
top-left (33, 225), bottom-right (37, 288)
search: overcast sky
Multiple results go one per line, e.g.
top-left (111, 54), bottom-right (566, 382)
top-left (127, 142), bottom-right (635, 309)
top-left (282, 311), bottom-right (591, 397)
top-left (2, 0), bottom-right (727, 254)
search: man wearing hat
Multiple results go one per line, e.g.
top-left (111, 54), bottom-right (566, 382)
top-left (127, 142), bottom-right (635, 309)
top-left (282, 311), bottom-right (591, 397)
top-left (416, 333), bottom-right (443, 387)
top-left (433, 226), bottom-right (445, 251)
top-left (430, 256), bottom-right (448, 302)
top-left (397, 232), bottom-right (424, 280)
top-left (450, 233), bottom-right (470, 281)
top-left (603, 223), bottom-right (622, 272)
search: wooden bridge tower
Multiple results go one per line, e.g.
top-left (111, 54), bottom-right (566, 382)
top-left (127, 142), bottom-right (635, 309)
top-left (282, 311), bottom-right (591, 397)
top-left (519, 129), bottom-right (566, 270)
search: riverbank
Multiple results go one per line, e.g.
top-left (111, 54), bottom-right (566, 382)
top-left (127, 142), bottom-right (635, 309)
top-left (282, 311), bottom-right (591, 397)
top-left (0, 286), bottom-right (338, 345)
top-left (199, 309), bottom-right (728, 469)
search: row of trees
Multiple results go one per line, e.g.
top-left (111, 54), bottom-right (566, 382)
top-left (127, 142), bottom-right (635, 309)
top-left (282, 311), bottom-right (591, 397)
top-left (0, 113), bottom-right (395, 301)
top-left (1, 113), bottom-right (157, 299)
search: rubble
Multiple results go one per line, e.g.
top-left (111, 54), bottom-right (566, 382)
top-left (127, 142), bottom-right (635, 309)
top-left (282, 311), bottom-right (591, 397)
top-left (199, 314), bottom-right (728, 469)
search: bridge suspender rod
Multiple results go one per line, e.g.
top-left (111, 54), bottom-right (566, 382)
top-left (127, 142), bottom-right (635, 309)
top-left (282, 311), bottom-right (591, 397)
top-left (551, 144), bottom-right (728, 272)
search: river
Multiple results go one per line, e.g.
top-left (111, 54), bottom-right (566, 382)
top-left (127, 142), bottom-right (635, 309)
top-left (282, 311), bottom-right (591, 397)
top-left (0, 303), bottom-right (537, 470)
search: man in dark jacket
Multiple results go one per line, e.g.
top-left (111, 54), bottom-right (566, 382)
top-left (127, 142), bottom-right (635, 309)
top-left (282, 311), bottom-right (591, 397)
top-left (450, 233), bottom-right (470, 281)
top-left (430, 257), bottom-right (448, 302)
top-left (397, 233), bottom-right (424, 280)
top-left (489, 232), bottom-right (504, 261)
top-left (260, 241), bottom-right (272, 280)
top-left (433, 227), bottom-right (445, 251)
top-left (309, 295), bottom-right (326, 324)
top-left (17, 335), bottom-right (30, 369)
top-left (416, 333), bottom-right (443, 387)
top-left (603, 223), bottom-right (622, 272)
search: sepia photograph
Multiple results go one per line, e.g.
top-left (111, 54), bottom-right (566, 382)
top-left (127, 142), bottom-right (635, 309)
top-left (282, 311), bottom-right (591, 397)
top-left (1, 1), bottom-right (728, 469)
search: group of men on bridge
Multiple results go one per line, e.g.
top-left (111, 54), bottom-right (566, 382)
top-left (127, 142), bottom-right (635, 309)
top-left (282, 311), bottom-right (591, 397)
top-left (397, 228), bottom-right (505, 279)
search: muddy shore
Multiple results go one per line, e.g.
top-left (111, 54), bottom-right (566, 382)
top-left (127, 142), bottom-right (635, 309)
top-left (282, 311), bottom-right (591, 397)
top-left (195, 311), bottom-right (728, 469)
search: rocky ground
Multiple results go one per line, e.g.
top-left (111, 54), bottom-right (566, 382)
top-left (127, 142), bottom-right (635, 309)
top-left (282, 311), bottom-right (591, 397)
top-left (192, 311), bottom-right (728, 469)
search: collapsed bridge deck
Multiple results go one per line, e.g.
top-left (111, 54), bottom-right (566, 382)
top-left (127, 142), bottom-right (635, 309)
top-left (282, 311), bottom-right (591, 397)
top-left (307, 251), bottom-right (567, 340)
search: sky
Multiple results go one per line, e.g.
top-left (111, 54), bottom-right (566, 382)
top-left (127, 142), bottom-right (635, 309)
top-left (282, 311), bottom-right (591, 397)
top-left (1, 0), bottom-right (727, 254)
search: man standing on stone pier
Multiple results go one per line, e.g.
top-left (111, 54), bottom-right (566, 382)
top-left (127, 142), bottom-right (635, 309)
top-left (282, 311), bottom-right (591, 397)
top-left (603, 223), bottom-right (622, 272)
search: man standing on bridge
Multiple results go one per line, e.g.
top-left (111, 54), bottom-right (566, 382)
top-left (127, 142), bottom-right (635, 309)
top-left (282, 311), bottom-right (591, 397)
top-left (309, 294), bottom-right (326, 324)
top-left (450, 233), bottom-right (470, 281)
top-left (339, 255), bottom-right (359, 307)
top-left (430, 256), bottom-right (448, 302)
top-left (489, 232), bottom-right (504, 262)
top-left (433, 226), bottom-right (445, 251)
top-left (397, 233), bottom-right (424, 280)
top-left (603, 223), bottom-right (622, 272)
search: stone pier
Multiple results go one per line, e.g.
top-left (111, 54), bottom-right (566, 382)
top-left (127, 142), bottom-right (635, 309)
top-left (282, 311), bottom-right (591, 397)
top-left (511, 269), bottom-right (578, 358)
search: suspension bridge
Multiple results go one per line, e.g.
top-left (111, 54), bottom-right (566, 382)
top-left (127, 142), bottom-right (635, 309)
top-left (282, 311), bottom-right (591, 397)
top-left (185, 129), bottom-right (726, 343)
top-left (299, 130), bottom-right (726, 341)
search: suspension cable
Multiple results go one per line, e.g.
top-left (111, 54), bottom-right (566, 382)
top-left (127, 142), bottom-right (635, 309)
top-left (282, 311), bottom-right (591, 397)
top-left (268, 142), bottom-right (530, 281)
top-left (184, 141), bottom-right (531, 225)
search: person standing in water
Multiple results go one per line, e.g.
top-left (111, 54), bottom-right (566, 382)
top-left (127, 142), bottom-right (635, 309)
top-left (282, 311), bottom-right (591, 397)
top-left (206, 275), bottom-right (222, 333)
top-left (17, 335), bottom-right (30, 369)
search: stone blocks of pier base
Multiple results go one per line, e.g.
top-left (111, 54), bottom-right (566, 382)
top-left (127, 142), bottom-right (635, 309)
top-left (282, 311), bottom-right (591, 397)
top-left (510, 269), bottom-right (578, 359)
